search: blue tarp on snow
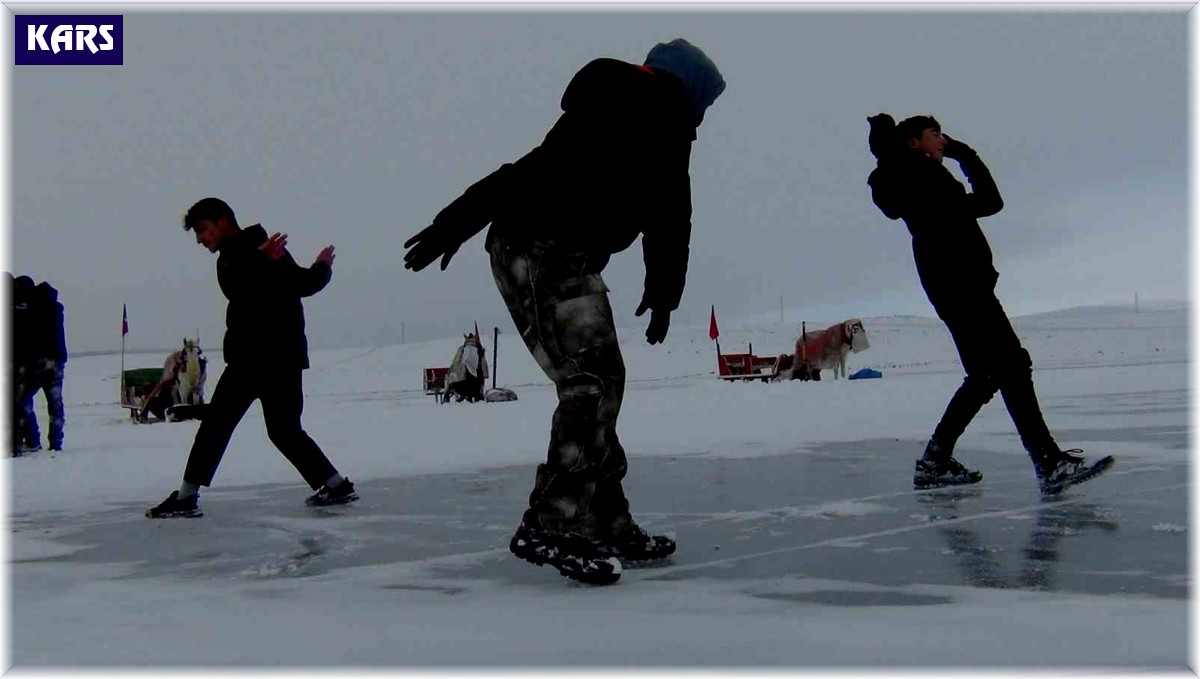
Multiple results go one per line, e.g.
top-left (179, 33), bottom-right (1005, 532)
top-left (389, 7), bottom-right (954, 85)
top-left (848, 368), bottom-right (883, 380)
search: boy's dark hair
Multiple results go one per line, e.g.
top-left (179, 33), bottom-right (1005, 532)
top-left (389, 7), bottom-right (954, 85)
top-left (183, 197), bottom-right (238, 232)
top-left (896, 115), bottom-right (941, 141)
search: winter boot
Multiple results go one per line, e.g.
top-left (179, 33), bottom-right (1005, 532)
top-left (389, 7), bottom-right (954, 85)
top-left (509, 516), bottom-right (622, 585)
top-left (1036, 449), bottom-right (1114, 496)
top-left (306, 478), bottom-right (359, 507)
top-left (146, 491), bottom-right (202, 519)
top-left (595, 523), bottom-right (677, 562)
top-left (914, 438), bottom-right (982, 489)
top-left (914, 455), bottom-right (983, 489)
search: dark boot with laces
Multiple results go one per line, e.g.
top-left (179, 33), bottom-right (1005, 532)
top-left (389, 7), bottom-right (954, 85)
top-left (509, 513), bottom-right (622, 585)
top-left (913, 438), bottom-right (983, 489)
top-left (1036, 449), bottom-right (1114, 496)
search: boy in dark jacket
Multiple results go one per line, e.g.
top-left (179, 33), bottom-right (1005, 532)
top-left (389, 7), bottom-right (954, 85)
top-left (147, 198), bottom-right (358, 518)
top-left (866, 113), bottom-right (1112, 496)
top-left (403, 39), bottom-right (726, 584)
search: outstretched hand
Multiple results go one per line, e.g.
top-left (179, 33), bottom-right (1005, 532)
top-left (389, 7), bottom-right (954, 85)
top-left (404, 222), bottom-right (462, 272)
top-left (315, 245), bottom-right (336, 268)
top-left (635, 301), bottom-right (671, 345)
top-left (258, 232), bottom-right (288, 260)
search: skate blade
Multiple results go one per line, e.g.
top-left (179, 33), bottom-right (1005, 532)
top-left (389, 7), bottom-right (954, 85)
top-left (306, 493), bottom-right (359, 507)
top-left (145, 509), bottom-right (203, 519)
top-left (914, 475), bottom-right (983, 490)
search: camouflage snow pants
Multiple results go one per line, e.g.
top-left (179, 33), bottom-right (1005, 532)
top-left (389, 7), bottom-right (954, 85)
top-left (489, 234), bottom-right (633, 540)
top-left (15, 358), bottom-right (65, 451)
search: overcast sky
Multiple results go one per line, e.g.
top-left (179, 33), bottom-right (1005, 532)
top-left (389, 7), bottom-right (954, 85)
top-left (8, 7), bottom-right (1187, 354)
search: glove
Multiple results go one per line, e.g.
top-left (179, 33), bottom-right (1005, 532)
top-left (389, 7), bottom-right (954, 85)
top-left (635, 300), bottom-right (671, 345)
top-left (404, 169), bottom-right (508, 271)
top-left (403, 221), bottom-right (465, 271)
top-left (941, 133), bottom-right (976, 161)
top-left (867, 113), bottom-right (897, 160)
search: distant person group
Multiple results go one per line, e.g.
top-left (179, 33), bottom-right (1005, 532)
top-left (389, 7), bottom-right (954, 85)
top-left (7, 37), bottom-right (1111, 586)
top-left (9, 273), bottom-right (67, 456)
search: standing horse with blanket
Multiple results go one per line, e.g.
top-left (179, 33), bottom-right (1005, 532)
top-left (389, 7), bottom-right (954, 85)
top-left (140, 339), bottom-right (209, 421)
top-left (794, 319), bottom-right (870, 380)
top-left (170, 339), bottom-right (207, 406)
top-left (444, 333), bottom-right (489, 403)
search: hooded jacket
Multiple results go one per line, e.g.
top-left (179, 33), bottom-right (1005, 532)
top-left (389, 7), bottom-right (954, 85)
top-left (33, 281), bottom-right (67, 364)
top-left (11, 276), bottom-right (36, 364)
top-left (216, 224), bottom-right (331, 370)
top-left (435, 45), bottom-right (725, 314)
top-left (868, 146), bottom-right (1004, 301)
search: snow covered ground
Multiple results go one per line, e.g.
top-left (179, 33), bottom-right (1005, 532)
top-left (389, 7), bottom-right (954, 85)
top-left (6, 304), bottom-right (1190, 669)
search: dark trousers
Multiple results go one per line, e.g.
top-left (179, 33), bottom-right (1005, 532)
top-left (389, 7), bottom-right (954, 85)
top-left (14, 358), bottom-right (65, 450)
top-left (489, 234), bottom-right (632, 540)
top-left (927, 288), bottom-right (1056, 466)
top-left (183, 365), bottom-right (337, 490)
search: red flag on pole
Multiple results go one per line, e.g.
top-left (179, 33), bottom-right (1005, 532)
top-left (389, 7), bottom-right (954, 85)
top-left (708, 305), bottom-right (719, 340)
top-left (122, 304), bottom-right (129, 336)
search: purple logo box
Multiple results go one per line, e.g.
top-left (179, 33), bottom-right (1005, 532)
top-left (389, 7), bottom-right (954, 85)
top-left (15, 15), bottom-right (123, 65)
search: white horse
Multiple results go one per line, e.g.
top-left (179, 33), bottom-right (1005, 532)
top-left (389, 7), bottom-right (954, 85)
top-left (163, 339), bottom-right (207, 406)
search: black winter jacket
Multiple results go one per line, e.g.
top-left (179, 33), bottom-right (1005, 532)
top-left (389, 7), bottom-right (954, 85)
top-left (441, 58), bottom-right (698, 312)
top-left (868, 148), bottom-right (1004, 300)
top-left (11, 281), bottom-right (65, 365)
top-left (11, 282), bottom-right (36, 364)
top-left (216, 224), bottom-right (331, 370)
top-left (33, 282), bottom-right (66, 364)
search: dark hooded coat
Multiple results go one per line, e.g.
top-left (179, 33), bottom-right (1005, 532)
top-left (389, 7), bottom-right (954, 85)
top-left (868, 145), bottom-right (1004, 307)
top-left (435, 53), bottom-right (725, 314)
top-left (33, 281), bottom-right (67, 364)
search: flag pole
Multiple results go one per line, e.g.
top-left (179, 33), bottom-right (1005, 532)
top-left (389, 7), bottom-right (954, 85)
top-left (800, 321), bottom-right (808, 380)
top-left (709, 305), bottom-right (721, 373)
top-left (119, 304), bottom-right (126, 405)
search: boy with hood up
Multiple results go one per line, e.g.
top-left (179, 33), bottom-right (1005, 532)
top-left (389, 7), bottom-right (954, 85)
top-left (866, 113), bottom-right (1112, 497)
top-left (403, 39), bottom-right (726, 584)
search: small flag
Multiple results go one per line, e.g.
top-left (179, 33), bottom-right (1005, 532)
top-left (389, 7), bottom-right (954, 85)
top-left (122, 304), bottom-right (128, 336)
top-left (708, 305), bottom-right (719, 341)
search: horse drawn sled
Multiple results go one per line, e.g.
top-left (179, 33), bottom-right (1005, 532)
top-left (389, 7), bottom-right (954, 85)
top-left (121, 339), bottom-right (209, 423)
top-left (716, 319), bottom-right (872, 383)
top-left (424, 327), bottom-right (518, 403)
